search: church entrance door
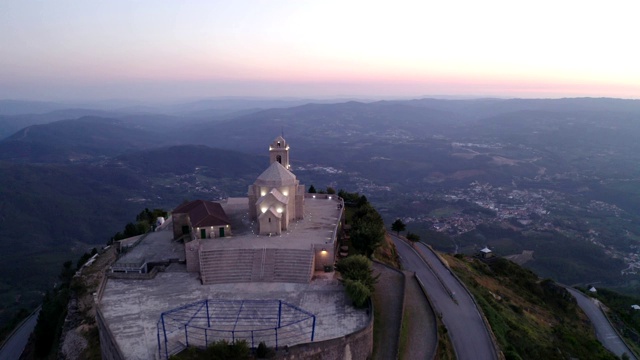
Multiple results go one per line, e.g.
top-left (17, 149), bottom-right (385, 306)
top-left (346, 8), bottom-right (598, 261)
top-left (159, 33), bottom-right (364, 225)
top-left (219, 227), bottom-right (225, 237)
top-left (200, 229), bottom-right (206, 239)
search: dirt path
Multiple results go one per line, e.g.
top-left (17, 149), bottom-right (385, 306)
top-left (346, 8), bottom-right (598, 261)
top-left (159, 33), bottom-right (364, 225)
top-left (372, 262), bottom-right (404, 360)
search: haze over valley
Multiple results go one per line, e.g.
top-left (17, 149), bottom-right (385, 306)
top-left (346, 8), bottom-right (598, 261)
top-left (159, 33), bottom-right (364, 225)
top-left (3, 2), bottom-right (640, 358)
top-left (2, 97), bottom-right (640, 331)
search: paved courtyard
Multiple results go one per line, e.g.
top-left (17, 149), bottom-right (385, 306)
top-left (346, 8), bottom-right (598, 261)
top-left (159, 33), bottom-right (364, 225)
top-left (99, 267), bottom-right (368, 360)
top-left (103, 195), bottom-right (354, 359)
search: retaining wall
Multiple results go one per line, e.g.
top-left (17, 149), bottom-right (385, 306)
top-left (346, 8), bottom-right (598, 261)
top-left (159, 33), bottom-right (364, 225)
top-left (275, 301), bottom-right (373, 360)
top-left (96, 306), bottom-right (125, 360)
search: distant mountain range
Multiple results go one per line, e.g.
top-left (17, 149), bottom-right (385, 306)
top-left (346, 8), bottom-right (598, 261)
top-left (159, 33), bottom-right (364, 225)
top-left (2, 96), bottom-right (640, 328)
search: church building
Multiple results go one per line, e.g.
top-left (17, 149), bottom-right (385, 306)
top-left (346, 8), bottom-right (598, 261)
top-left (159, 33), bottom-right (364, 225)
top-left (248, 136), bottom-right (305, 235)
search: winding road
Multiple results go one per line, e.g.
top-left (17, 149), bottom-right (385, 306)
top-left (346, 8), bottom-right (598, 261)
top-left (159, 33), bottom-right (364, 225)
top-left (0, 306), bottom-right (40, 360)
top-left (567, 288), bottom-right (637, 360)
top-left (392, 236), bottom-right (498, 360)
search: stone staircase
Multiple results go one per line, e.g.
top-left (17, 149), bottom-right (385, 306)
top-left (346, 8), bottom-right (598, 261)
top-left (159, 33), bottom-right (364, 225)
top-left (199, 249), bottom-right (255, 284)
top-left (199, 248), bottom-right (313, 284)
top-left (273, 249), bottom-right (314, 283)
top-left (250, 248), bottom-right (276, 282)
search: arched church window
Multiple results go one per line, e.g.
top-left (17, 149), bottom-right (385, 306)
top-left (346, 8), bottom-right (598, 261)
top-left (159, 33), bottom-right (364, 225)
top-left (276, 155), bottom-right (282, 164)
top-left (268, 218), bottom-right (271, 223)
top-left (277, 142), bottom-right (281, 147)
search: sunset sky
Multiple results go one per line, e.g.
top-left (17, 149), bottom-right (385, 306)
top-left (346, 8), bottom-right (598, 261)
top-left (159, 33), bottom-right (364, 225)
top-left (1, 1), bottom-right (639, 101)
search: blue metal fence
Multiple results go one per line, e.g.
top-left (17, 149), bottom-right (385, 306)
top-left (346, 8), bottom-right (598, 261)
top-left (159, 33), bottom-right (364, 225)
top-left (157, 299), bottom-right (316, 359)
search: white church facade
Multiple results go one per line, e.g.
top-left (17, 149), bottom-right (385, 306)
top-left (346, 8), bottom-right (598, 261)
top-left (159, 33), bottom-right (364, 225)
top-left (248, 136), bottom-right (305, 235)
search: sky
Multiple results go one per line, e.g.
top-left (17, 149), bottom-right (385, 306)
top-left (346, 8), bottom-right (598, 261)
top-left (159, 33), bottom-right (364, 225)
top-left (1, 1), bottom-right (639, 101)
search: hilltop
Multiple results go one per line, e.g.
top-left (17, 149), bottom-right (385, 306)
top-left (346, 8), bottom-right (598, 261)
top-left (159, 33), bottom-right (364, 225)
top-left (3, 97), bottom-right (640, 340)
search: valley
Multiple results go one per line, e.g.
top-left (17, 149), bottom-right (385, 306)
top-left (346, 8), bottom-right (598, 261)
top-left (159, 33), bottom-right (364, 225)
top-left (2, 97), bottom-right (640, 336)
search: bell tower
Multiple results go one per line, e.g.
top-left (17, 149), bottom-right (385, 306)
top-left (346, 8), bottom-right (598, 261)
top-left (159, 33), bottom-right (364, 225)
top-left (269, 136), bottom-right (290, 170)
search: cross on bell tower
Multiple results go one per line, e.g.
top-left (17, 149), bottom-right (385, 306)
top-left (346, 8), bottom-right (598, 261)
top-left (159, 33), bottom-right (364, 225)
top-left (269, 136), bottom-right (290, 170)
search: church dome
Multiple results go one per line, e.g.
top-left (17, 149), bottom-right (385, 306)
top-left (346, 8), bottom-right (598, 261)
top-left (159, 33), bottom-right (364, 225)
top-left (255, 161), bottom-right (297, 187)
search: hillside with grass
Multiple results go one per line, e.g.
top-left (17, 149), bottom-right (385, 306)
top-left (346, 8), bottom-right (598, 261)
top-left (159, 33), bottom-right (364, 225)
top-left (446, 254), bottom-right (618, 360)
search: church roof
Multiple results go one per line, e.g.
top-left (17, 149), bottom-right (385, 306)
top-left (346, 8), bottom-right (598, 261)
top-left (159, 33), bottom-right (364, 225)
top-left (172, 200), bottom-right (231, 227)
top-left (271, 136), bottom-right (286, 147)
top-left (255, 161), bottom-right (297, 187)
top-left (258, 207), bottom-right (282, 219)
top-left (256, 188), bottom-right (288, 207)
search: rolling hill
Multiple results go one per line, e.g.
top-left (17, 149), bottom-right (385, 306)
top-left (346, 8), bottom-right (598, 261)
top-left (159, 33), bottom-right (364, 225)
top-left (2, 96), bottom-right (640, 333)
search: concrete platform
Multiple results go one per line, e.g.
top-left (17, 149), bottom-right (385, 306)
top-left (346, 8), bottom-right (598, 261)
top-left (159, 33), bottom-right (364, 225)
top-left (99, 272), bottom-right (369, 360)
top-left (115, 222), bottom-right (184, 266)
top-left (206, 196), bottom-right (341, 251)
top-left (113, 196), bottom-right (341, 267)
top-left (102, 196), bottom-right (356, 359)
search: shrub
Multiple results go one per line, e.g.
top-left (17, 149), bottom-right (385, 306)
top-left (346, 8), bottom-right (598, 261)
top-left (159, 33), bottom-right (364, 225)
top-left (344, 279), bottom-right (371, 308)
top-left (256, 341), bottom-right (275, 359)
top-left (336, 255), bottom-right (378, 307)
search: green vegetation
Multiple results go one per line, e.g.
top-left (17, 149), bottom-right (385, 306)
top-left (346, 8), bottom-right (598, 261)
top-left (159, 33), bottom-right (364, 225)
top-left (340, 189), bottom-right (399, 267)
top-left (335, 255), bottom-right (379, 308)
top-left (255, 341), bottom-right (275, 359)
top-left (589, 288), bottom-right (640, 355)
top-left (32, 260), bottom-right (75, 358)
top-left (338, 190), bottom-right (386, 258)
top-left (391, 218), bottom-right (406, 235)
top-left (111, 208), bottom-right (167, 242)
top-left (372, 234), bottom-right (401, 269)
top-left (76, 247), bottom-right (98, 270)
top-left (25, 208), bottom-right (166, 358)
top-left (448, 255), bottom-right (617, 360)
top-left (170, 339), bottom-right (252, 360)
top-left (435, 314), bottom-right (456, 360)
top-left (406, 232), bottom-right (420, 243)
top-left (456, 223), bottom-right (626, 287)
top-left (350, 203), bottom-right (385, 257)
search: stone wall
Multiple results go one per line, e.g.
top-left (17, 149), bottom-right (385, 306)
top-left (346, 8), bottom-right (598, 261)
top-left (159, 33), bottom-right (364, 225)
top-left (185, 239), bottom-right (201, 272)
top-left (171, 213), bottom-right (191, 240)
top-left (275, 302), bottom-right (373, 360)
top-left (96, 306), bottom-right (125, 360)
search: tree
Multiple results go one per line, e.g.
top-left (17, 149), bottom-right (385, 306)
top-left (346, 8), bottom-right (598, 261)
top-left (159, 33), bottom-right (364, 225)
top-left (351, 216), bottom-right (385, 257)
top-left (339, 190), bottom-right (362, 206)
top-left (357, 195), bottom-right (369, 207)
top-left (308, 185), bottom-right (316, 193)
top-left (326, 187), bottom-right (336, 194)
top-left (391, 218), bottom-right (406, 235)
top-left (407, 232), bottom-right (421, 243)
top-left (350, 202), bottom-right (385, 257)
top-left (336, 255), bottom-right (378, 308)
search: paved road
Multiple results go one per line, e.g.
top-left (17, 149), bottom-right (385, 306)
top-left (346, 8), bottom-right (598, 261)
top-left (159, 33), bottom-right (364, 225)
top-left (392, 236), bottom-right (497, 360)
top-left (0, 306), bottom-right (40, 360)
top-left (371, 263), bottom-right (404, 360)
top-left (567, 288), bottom-right (637, 360)
top-left (402, 272), bottom-right (438, 360)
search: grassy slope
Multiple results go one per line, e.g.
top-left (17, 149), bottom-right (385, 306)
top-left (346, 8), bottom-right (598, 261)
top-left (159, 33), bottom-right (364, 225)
top-left (589, 288), bottom-right (640, 356)
top-left (373, 233), bottom-right (400, 269)
top-left (446, 254), bottom-right (617, 360)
